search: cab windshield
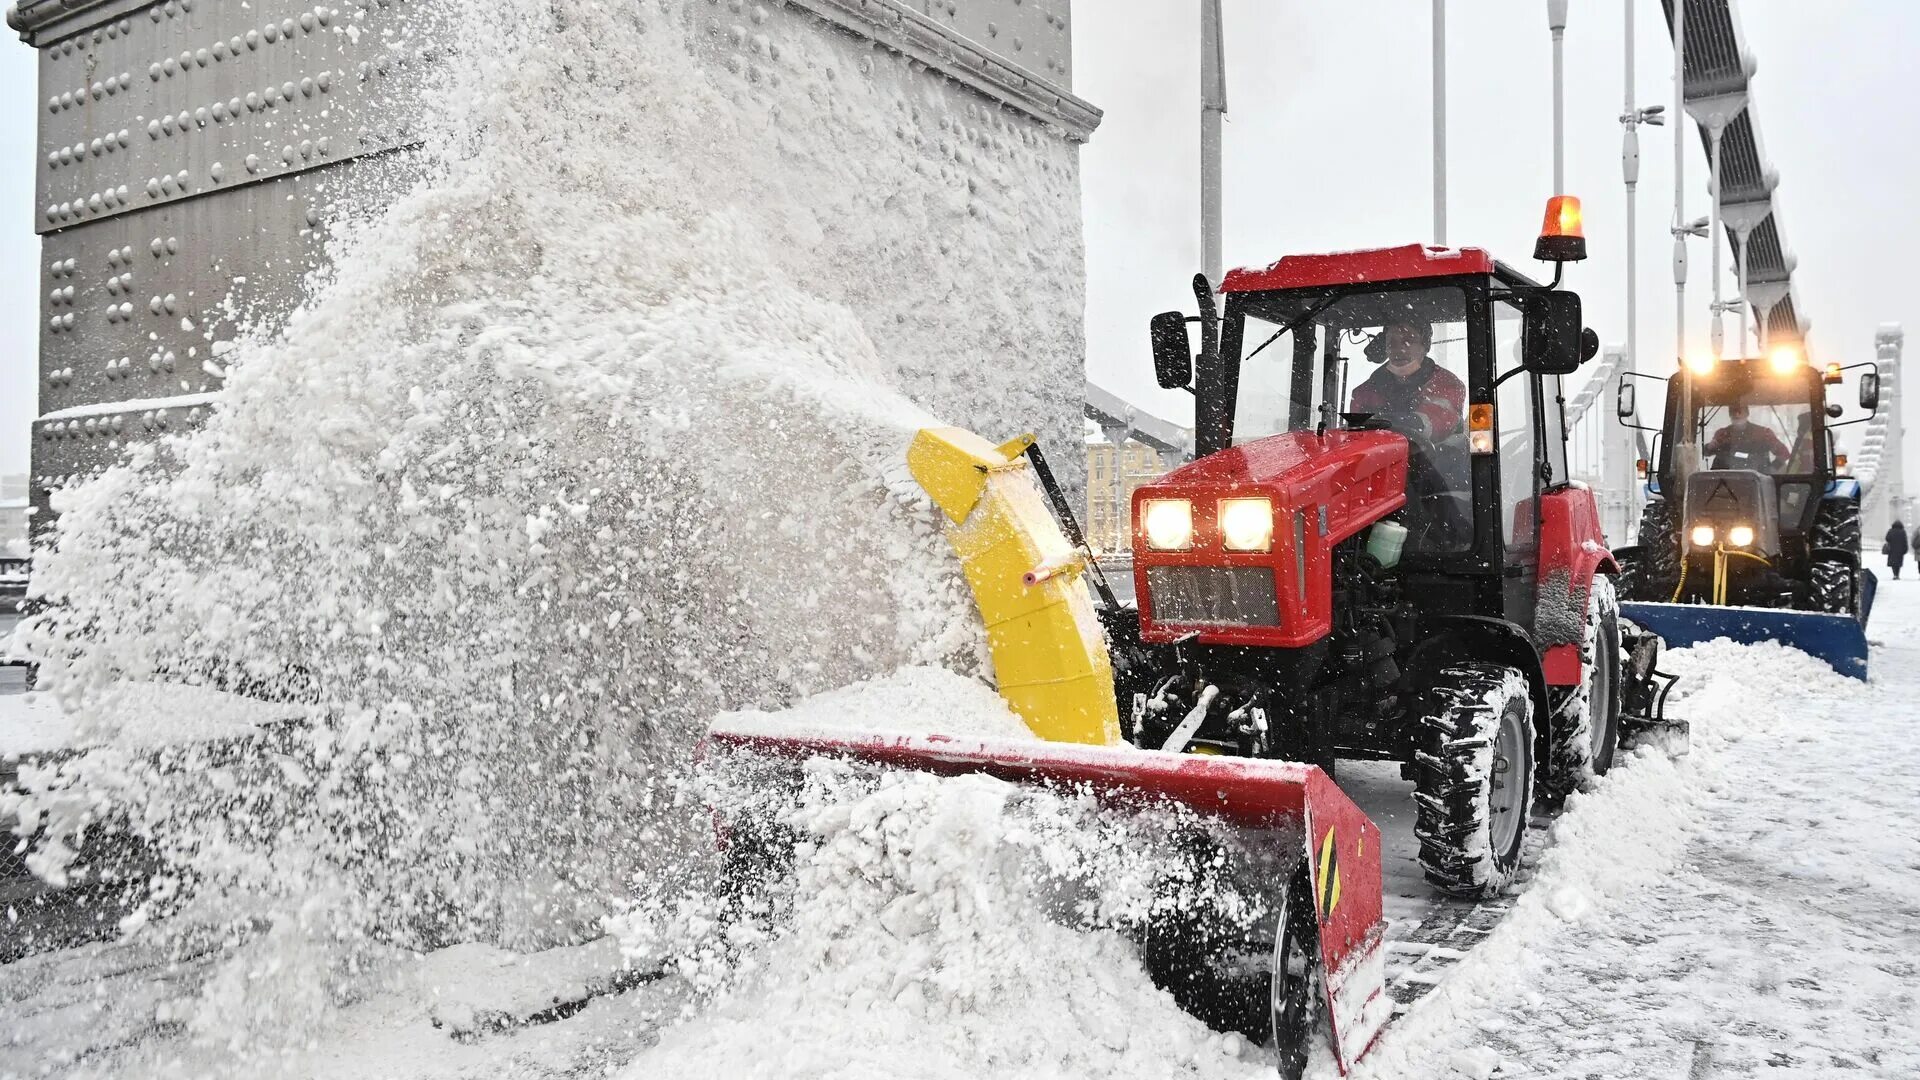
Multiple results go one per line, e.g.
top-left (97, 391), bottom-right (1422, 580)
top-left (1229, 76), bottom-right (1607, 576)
top-left (1230, 285), bottom-right (1471, 442)
top-left (1692, 380), bottom-right (1821, 476)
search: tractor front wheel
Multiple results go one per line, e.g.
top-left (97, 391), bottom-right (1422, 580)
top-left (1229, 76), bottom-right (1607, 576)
top-left (1413, 663), bottom-right (1536, 898)
top-left (1623, 499), bottom-right (1680, 601)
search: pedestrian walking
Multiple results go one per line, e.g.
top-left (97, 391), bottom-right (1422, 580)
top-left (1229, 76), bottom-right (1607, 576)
top-left (1886, 519), bottom-right (1909, 579)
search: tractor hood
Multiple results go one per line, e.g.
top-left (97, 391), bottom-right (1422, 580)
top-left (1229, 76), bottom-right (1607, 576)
top-left (1150, 430), bottom-right (1409, 535)
top-left (1131, 430), bottom-right (1409, 650)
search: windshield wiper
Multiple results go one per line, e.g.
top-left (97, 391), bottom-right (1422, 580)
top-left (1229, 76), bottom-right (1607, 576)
top-left (1242, 293), bottom-right (1345, 366)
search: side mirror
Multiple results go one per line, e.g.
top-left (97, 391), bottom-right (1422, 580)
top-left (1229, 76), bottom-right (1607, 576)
top-left (1860, 370), bottom-right (1882, 412)
top-left (1149, 311), bottom-right (1194, 390)
top-left (1615, 379), bottom-right (1636, 420)
top-left (1521, 290), bottom-right (1585, 375)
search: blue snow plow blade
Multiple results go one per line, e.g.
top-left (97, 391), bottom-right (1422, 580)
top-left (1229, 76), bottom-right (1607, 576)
top-left (1621, 585), bottom-right (1875, 681)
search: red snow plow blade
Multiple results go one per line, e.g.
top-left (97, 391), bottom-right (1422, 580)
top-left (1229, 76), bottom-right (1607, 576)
top-left (705, 723), bottom-right (1391, 1073)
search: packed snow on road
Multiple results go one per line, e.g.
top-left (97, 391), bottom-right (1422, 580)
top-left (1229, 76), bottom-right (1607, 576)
top-left (3, 1), bottom-right (1917, 1078)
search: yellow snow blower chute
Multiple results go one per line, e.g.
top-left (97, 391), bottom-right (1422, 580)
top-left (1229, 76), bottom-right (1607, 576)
top-left (705, 426), bottom-right (1390, 1077)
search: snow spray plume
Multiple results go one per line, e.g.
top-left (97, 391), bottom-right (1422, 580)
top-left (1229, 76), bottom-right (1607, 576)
top-left (9, 0), bottom-right (996, 1052)
top-left (611, 759), bottom-right (1281, 1076)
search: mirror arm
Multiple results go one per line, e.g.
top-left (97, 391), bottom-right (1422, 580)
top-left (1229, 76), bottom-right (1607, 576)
top-left (1495, 365), bottom-right (1532, 389)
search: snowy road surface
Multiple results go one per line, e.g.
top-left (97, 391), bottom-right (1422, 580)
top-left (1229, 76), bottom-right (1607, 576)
top-left (4, 562), bottom-right (1918, 1078)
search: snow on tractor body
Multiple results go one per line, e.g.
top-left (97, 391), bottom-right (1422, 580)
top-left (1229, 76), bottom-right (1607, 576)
top-left (1612, 352), bottom-right (1881, 678)
top-left (707, 212), bottom-right (1679, 1077)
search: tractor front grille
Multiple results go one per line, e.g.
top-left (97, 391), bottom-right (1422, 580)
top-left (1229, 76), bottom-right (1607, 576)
top-left (1143, 566), bottom-right (1280, 628)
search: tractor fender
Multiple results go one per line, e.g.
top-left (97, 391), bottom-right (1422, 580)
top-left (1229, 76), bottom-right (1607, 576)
top-left (1536, 486), bottom-right (1618, 685)
top-left (1403, 615), bottom-right (1554, 767)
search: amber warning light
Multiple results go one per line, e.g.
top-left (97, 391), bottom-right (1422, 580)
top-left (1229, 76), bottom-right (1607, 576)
top-left (1533, 195), bottom-right (1587, 263)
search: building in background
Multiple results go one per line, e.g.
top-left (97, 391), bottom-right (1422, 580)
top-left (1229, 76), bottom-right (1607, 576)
top-left (1084, 431), bottom-right (1170, 553)
top-left (10, 0), bottom-right (1100, 540)
top-left (1, 474), bottom-right (27, 558)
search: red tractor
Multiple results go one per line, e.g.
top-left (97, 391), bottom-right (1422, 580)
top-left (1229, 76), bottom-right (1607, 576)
top-left (1114, 225), bottom-right (1672, 897)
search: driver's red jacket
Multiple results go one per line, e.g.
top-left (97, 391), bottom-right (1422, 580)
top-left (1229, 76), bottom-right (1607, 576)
top-left (1349, 359), bottom-right (1467, 441)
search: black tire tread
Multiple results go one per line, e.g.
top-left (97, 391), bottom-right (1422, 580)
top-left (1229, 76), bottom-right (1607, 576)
top-left (1412, 662), bottom-right (1535, 899)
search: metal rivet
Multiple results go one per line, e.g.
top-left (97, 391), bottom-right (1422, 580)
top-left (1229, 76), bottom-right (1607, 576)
top-left (211, 162), bottom-right (225, 182)
top-left (282, 81), bottom-right (297, 101)
top-left (195, 107), bottom-right (209, 126)
top-left (166, 237), bottom-right (178, 254)
top-left (300, 12), bottom-right (315, 31)
top-left (300, 77), bottom-right (314, 97)
top-left (196, 49), bottom-right (209, 66)
top-left (214, 41), bottom-right (228, 60)
top-left (212, 102), bottom-right (229, 122)
top-left (246, 29), bottom-right (260, 49)
top-left (316, 70), bottom-right (332, 92)
top-left (245, 153), bottom-right (261, 174)
top-left (264, 23), bottom-right (279, 43)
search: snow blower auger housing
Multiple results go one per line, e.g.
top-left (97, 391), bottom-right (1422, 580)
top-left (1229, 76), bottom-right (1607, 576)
top-left (1612, 351), bottom-right (1881, 678)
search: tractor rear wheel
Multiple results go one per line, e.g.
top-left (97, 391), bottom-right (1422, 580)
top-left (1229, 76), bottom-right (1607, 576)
top-left (1623, 499), bottom-right (1680, 601)
top-left (1413, 663), bottom-right (1536, 898)
top-left (1543, 576), bottom-right (1621, 800)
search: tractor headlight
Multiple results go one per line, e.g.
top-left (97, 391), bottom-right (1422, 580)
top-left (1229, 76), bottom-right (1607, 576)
top-left (1143, 499), bottom-right (1194, 551)
top-left (1689, 524), bottom-right (1716, 548)
top-left (1728, 524), bottom-right (1755, 547)
top-left (1219, 498), bottom-right (1274, 552)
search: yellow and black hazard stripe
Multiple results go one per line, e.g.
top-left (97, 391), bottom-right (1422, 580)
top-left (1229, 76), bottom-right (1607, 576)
top-left (1316, 826), bottom-right (1342, 917)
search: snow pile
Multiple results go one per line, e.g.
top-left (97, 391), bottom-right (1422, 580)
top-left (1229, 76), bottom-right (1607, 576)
top-left (1352, 639), bottom-right (1866, 1078)
top-left (614, 757), bottom-right (1275, 1080)
top-left (709, 665), bottom-right (1036, 741)
top-left (0, 0), bottom-right (1096, 1058)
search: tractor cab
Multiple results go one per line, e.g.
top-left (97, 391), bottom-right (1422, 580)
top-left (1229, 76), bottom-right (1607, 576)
top-left (1145, 244), bottom-right (1599, 633)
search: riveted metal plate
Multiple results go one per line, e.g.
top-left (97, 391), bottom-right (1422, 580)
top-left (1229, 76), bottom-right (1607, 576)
top-left (33, 0), bottom-right (429, 234)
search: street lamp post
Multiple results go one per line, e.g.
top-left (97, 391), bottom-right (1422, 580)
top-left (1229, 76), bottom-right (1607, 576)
top-left (1549, 0), bottom-right (1568, 191)
top-left (1433, 0), bottom-right (1447, 245)
top-left (1200, 0), bottom-right (1226, 287)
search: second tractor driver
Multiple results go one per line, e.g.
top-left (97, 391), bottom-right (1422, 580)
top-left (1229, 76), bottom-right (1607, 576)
top-left (1705, 403), bottom-right (1792, 472)
top-left (1350, 320), bottom-right (1467, 443)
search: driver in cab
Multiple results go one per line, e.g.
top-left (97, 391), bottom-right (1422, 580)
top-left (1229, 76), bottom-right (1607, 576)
top-left (1349, 321), bottom-right (1467, 443)
top-left (1705, 403), bottom-right (1790, 472)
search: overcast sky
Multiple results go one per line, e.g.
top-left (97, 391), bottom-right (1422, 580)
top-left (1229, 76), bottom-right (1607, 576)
top-left (4, 2), bottom-right (1918, 481)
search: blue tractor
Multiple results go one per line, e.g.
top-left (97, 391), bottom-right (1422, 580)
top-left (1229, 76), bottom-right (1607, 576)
top-left (1611, 352), bottom-right (1881, 678)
